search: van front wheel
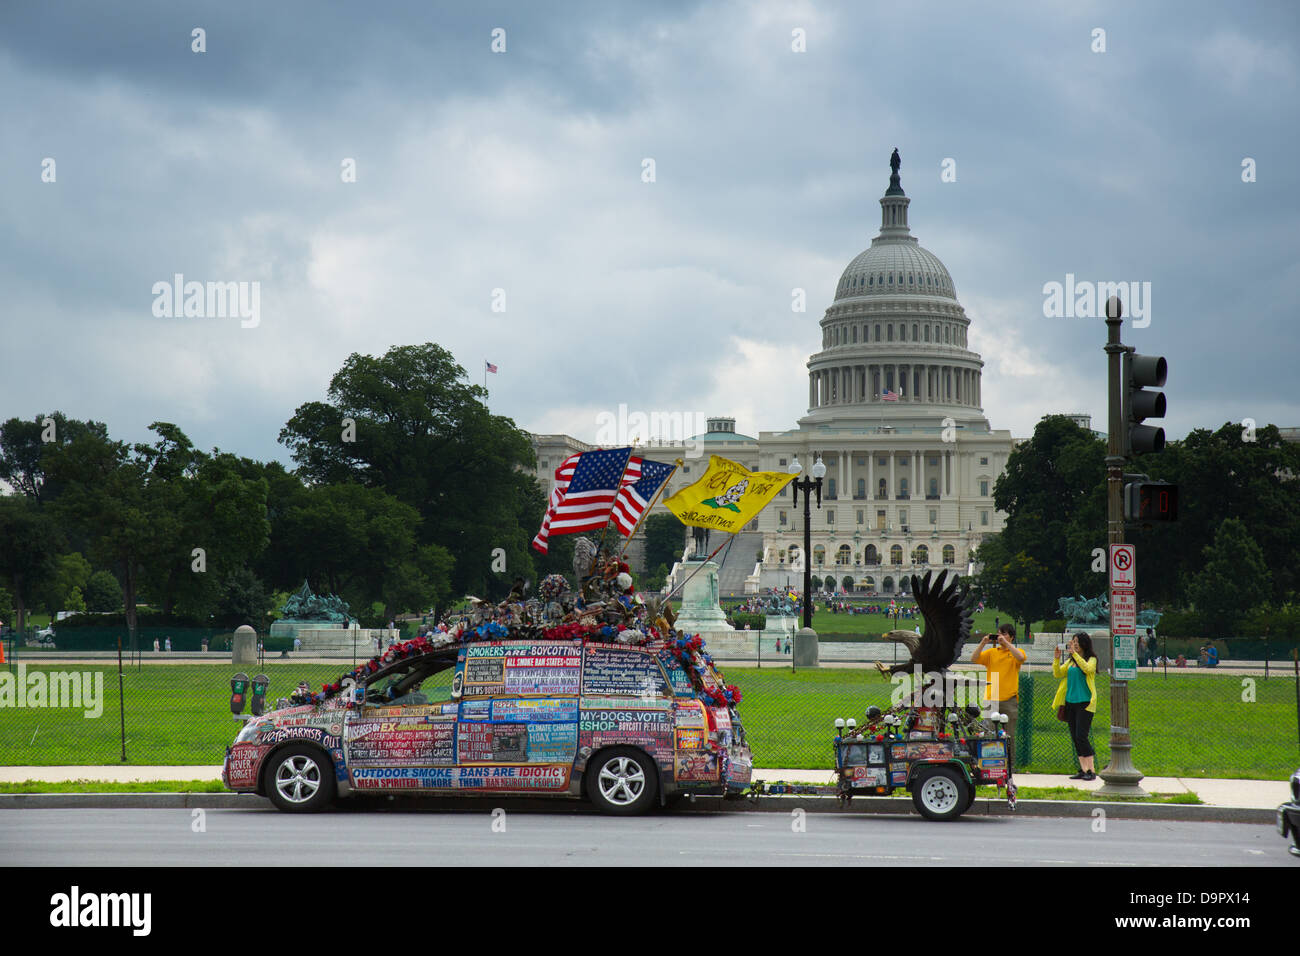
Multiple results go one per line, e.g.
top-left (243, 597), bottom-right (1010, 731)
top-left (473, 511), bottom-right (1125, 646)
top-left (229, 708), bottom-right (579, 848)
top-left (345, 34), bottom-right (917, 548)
top-left (586, 748), bottom-right (657, 815)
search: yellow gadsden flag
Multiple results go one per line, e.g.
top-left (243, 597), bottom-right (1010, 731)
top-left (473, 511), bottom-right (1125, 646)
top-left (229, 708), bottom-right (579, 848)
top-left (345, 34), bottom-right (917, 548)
top-left (663, 455), bottom-right (795, 533)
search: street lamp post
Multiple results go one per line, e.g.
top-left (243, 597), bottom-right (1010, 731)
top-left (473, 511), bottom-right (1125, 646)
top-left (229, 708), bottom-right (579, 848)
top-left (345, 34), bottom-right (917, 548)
top-left (788, 455), bottom-right (827, 630)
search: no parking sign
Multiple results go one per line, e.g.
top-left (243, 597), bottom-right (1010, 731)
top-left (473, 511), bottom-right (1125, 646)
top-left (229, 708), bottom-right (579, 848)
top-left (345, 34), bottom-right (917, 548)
top-left (1110, 544), bottom-right (1135, 590)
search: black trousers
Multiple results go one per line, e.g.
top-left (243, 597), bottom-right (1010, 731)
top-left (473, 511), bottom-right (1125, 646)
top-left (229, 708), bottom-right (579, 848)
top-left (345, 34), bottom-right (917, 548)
top-left (1065, 701), bottom-right (1094, 759)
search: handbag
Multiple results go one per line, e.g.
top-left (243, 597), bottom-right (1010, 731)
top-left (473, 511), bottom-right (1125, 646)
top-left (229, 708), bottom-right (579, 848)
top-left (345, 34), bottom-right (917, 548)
top-left (1056, 704), bottom-right (1067, 721)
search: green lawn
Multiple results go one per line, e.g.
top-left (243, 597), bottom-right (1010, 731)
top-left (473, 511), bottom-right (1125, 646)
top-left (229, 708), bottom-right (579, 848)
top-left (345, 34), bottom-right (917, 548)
top-left (0, 662), bottom-right (442, 766)
top-left (1, 662), bottom-right (1295, 780)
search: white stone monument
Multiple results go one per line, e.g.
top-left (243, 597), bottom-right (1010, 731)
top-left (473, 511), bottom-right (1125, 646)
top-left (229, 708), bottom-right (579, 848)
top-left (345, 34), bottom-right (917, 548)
top-left (672, 560), bottom-right (733, 633)
top-left (232, 625), bottom-right (257, 667)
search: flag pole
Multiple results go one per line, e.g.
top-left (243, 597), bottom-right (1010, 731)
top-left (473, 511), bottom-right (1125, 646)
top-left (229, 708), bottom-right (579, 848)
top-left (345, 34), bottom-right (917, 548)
top-left (618, 457), bottom-right (682, 560)
top-left (591, 446), bottom-right (637, 574)
top-left (662, 533), bottom-right (734, 604)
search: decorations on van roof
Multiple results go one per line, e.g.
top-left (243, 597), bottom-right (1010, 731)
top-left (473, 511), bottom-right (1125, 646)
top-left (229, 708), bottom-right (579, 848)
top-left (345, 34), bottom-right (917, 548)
top-left (287, 540), bottom-right (737, 709)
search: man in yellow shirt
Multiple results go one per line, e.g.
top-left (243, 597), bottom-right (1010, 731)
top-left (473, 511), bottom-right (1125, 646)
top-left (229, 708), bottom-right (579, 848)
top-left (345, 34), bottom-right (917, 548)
top-left (972, 623), bottom-right (1026, 776)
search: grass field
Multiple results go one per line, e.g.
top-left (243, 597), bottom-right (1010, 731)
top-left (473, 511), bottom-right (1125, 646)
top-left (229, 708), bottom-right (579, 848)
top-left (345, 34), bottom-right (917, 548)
top-left (1, 662), bottom-right (1296, 779)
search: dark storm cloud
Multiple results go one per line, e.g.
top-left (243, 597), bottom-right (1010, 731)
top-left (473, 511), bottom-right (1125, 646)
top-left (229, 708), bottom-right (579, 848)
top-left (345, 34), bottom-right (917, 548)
top-left (0, 0), bottom-right (1296, 464)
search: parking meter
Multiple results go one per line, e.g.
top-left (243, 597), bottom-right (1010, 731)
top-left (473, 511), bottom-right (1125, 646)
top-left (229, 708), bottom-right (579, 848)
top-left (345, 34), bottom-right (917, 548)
top-left (230, 672), bottom-right (249, 715)
top-left (250, 674), bottom-right (270, 716)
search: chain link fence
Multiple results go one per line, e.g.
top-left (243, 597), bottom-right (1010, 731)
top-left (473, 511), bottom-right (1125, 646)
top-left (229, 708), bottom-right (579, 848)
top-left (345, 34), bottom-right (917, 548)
top-left (2, 642), bottom-right (1297, 779)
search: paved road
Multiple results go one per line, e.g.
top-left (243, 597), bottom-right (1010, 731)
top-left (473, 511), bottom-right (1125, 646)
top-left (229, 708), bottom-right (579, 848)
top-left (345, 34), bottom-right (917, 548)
top-left (1, 808), bottom-right (1291, 866)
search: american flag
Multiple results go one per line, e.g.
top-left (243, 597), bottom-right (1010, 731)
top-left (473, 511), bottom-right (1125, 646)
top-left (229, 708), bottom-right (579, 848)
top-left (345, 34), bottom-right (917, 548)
top-left (485, 361), bottom-right (498, 374)
top-left (611, 458), bottom-right (675, 535)
top-left (881, 389), bottom-right (899, 402)
top-left (531, 447), bottom-right (634, 553)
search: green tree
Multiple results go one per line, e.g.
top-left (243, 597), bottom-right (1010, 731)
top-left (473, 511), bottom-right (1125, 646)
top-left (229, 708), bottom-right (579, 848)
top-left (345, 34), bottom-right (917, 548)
top-left (992, 415), bottom-right (1106, 612)
top-left (279, 343), bottom-right (544, 600)
top-left (974, 534), bottom-right (1057, 638)
top-left (0, 413), bottom-right (109, 505)
top-left (1128, 422), bottom-right (1300, 606)
top-left (127, 424), bottom-right (271, 621)
top-left (278, 482), bottom-right (454, 620)
top-left (36, 551), bottom-right (92, 617)
top-left (84, 570), bottom-right (123, 612)
top-left (64, 585), bottom-right (87, 615)
top-left (642, 563), bottom-right (670, 592)
top-left (1187, 518), bottom-right (1271, 640)
top-left (214, 568), bottom-right (275, 628)
top-left (642, 512), bottom-right (685, 572)
top-left (0, 496), bottom-right (60, 633)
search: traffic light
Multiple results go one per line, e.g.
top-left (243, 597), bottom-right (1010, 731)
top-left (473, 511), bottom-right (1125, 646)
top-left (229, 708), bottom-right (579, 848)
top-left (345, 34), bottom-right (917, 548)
top-left (1124, 481), bottom-right (1179, 522)
top-left (1125, 352), bottom-right (1167, 455)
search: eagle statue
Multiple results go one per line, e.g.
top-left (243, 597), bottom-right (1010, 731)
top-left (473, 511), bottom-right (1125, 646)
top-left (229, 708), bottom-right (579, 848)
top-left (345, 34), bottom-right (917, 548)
top-left (875, 569), bottom-right (977, 679)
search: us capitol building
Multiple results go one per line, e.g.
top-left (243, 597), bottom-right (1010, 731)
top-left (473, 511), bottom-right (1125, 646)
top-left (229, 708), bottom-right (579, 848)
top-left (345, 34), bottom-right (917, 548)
top-left (531, 153), bottom-right (1017, 596)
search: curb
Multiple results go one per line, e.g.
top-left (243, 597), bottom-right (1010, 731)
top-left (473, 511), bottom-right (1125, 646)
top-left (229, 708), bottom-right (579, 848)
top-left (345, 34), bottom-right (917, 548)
top-left (0, 791), bottom-right (1275, 823)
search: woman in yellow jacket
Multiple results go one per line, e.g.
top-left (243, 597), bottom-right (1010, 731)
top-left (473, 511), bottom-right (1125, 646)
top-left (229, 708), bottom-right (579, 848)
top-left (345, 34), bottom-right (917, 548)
top-left (1053, 632), bottom-right (1098, 780)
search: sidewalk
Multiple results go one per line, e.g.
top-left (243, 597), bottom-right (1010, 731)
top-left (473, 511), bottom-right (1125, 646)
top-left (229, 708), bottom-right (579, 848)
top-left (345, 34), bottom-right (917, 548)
top-left (0, 765), bottom-right (1289, 809)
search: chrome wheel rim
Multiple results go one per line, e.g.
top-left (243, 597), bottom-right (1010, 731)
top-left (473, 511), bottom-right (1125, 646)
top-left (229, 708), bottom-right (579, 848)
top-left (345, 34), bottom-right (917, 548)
top-left (597, 756), bottom-right (646, 806)
top-left (274, 754), bottom-right (323, 804)
top-left (920, 776), bottom-right (960, 814)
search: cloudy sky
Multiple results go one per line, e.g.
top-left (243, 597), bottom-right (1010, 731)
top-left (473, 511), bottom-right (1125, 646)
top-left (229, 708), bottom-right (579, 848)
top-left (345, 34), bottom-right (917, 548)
top-left (2, 0), bottom-right (1296, 463)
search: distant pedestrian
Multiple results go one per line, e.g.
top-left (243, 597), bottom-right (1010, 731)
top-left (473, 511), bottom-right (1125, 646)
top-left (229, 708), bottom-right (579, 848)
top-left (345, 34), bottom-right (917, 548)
top-left (153, 638), bottom-right (160, 653)
top-left (1054, 632), bottom-right (1098, 781)
top-left (293, 636), bottom-right (302, 652)
top-left (164, 636), bottom-right (172, 653)
top-left (784, 639), bottom-right (791, 656)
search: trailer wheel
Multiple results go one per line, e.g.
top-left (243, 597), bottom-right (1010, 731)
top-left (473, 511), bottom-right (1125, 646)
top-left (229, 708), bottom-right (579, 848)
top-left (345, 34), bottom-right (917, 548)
top-left (911, 765), bottom-right (970, 821)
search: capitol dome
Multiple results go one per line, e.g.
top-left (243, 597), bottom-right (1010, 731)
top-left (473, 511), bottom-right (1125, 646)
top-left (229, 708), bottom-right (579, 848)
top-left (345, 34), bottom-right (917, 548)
top-left (804, 150), bottom-right (985, 424)
top-left (835, 242), bottom-right (956, 302)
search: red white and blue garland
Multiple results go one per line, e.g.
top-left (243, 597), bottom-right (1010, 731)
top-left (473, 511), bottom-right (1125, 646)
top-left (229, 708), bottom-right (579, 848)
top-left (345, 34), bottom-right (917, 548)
top-left (289, 623), bottom-right (742, 711)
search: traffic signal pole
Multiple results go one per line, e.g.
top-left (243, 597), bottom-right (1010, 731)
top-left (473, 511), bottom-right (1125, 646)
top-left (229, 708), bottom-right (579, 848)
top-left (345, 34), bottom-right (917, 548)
top-left (1098, 297), bottom-right (1147, 797)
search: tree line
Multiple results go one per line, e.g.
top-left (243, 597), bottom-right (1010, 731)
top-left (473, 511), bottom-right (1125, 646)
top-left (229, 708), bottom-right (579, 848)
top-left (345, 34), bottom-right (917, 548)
top-left (974, 415), bottom-right (1300, 640)
top-left (0, 344), bottom-right (575, 638)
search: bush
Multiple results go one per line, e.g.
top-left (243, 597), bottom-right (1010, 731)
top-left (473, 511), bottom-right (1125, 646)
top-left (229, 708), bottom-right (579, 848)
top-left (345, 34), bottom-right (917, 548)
top-left (731, 612), bottom-right (767, 630)
top-left (84, 571), bottom-right (123, 613)
top-left (56, 609), bottom-right (209, 629)
top-left (1155, 609), bottom-right (1203, 639)
top-left (1041, 619), bottom-right (1066, 633)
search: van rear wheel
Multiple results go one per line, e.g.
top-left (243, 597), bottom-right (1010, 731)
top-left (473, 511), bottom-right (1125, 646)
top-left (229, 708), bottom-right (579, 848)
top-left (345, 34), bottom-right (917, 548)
top-left (586, 747), bottom-right (657, 816)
